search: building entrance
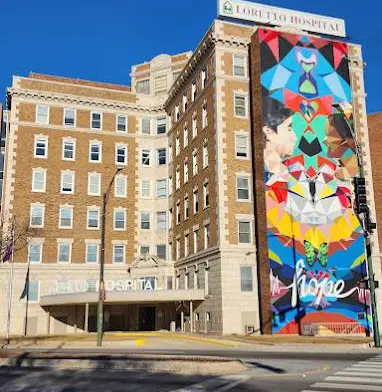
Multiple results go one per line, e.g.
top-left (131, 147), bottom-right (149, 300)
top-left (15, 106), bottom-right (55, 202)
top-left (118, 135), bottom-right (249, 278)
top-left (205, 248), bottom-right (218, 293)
top-left (139, 306), bottom-right (156, 331)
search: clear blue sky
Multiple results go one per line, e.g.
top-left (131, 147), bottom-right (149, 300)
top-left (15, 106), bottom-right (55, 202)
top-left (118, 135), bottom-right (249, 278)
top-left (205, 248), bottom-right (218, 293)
top-left (1, 0), bottom-right (381, 113)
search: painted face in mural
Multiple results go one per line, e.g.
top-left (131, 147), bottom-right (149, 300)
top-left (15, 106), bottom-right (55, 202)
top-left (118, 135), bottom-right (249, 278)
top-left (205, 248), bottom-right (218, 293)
top-left (264, 117), bottom-right (296, 158)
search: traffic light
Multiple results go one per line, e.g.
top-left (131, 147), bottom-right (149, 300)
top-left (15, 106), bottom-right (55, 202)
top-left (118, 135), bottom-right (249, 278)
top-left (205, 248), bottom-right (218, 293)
top-left (365, 213), bottom-right (377, 234)
top-left (353, 177), bottom-right (368, 214)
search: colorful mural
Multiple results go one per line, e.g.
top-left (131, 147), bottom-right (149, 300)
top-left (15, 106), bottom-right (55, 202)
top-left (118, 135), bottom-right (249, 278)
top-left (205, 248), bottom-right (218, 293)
top-left (258, 29), bottom-right (371, 334)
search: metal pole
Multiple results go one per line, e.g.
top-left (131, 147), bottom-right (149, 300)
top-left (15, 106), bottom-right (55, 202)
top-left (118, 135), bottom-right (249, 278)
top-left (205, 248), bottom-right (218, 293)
top-left (97, 168), bottom-right (123, 347)
top-left (6, 252), bottom-right (14, 344)
top-left (23, 260), bottom-right (30, 336)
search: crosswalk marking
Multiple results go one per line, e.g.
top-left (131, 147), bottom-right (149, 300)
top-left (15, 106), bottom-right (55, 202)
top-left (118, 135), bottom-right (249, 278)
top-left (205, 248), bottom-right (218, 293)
top-left (325, 376), bottom-right (382, 384)
top-left (312, 383), bottom-right (382, 391)
top-left (336, 371), bottom-right (382, 377)
top-left (348, 367), bottom-right (382, 372)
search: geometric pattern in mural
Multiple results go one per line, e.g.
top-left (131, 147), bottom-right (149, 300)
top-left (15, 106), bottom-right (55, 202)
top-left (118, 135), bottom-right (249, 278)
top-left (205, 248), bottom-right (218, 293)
top-left (258, 29), bottom-right (371, 334)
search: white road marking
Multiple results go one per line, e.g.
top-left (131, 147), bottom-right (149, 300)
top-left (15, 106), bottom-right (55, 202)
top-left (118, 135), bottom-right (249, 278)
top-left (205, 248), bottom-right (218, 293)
top-left (336, 371), bottom-right (382, 377)
top-left (312, 382), bottom-right (382, 391)
top-left (325, 376), bottom-right (382, 384)
top-left (350, 362), bottom-right (382, 367)
top-left (348, 367), bottom-right (382, 372)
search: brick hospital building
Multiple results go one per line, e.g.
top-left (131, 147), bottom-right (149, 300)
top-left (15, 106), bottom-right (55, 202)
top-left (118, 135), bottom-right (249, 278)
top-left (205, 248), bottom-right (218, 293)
top-left (1, 2), bottom-right (381, 336)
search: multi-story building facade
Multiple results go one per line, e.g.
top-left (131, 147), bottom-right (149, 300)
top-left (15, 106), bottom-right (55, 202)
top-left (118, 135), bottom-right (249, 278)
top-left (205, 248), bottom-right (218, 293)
top-left (1, 1), bottom-right (381, 336)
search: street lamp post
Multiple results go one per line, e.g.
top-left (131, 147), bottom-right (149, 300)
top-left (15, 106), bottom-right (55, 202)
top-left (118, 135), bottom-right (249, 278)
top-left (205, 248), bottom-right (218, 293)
top-left (96, 167), bottom-right (123, 347)
top-left (333, 103), bottom-right (380, 347)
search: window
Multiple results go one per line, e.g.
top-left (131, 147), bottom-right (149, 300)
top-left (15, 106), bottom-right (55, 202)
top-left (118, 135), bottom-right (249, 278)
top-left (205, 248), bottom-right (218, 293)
top-left (115, 144), bottom-right (128, 165)
top-left (204, 224), bottom-right (210, 249)
top-left (141, 180), bottom-right (151, 198)
top-left (204, 182), bottom-right (209, 208)
top-left (157, 212), bottom-right (167, 231)
top-left (157, 245), bottom-right (166, 260)
top-left (116, 115), bottom-right (127, 132)
top-left (137, 79), bottom-right (150, 94)
top-left (237, 177), bottom-right (250, 201)
top-left (201, 68), bottom-right (207, 89)
top-left (233, 54), bottom-right (246, 77)
top-left (157, 117), bottom-right (166, 134)
top-left (202, 105), bottom-right (208, 129)
top-left (61, 171), bottom-right (75, 194)
top-left (113, 245), bottom-right (125, 263)
top-left (141, 118), bottom-right (151, 134)
top-left (141, 212), bottom-right (151, 230)
top-left (157, 148), bottom-right (166, 166)
top-left (36, 105), bottom-right (49, 124)
top-left (193, 229), bottom-right (199, 253)
top-left (192, 116), bottom-right (197, 139)
top-left (236, 134), bottom-right (249, 159)
top-left (88, 173), bottom-right (101, 196)
top-left (182, 94), bottom-right (188, 111)
top-left (169, 176), bottom-right (173, 196)
top-left (234, 94), bottom-right (247, 117)
top-left (176, 202), bottom-right (181, 225)
top-left (141, 149), bottom-right (151, 166)
top-left (167, 276), bottom-right (173, 290)
top-left (184, 196), bottom-right (189, 219)
top-left (32, 169), bottom-right (46, 192)
top-left (240, 266), bottom-right (253, 292)
top-left (192, 151), bottom-right (198, 176)
top-left (193, 189), bottom-right (199, 214)
top-left (59, 206), bottom-right (73, 229)
top-left (154, 74), bottom-right (167, 96)
top-left (175, 105), bottom-right (180, 121)
top-left (169, 144), bottom-right (173, 163)
top-left (64, 108), bottom-right (76, 126)
top-left (86, 243), bottom-right (99, 263)
top-left (115, 175), bottom-right (127, 197)
top-left (156, 179), bottom-right (167, 198)
top-left (89, 142), bottom-right (102, 162)
top-left (114, 209), bottom-right (126, 230)
top-left (176, 136), bottom-right (180, 156)
top-left (176, 238), bottom-right (181, 261)
top-left (34, 136), bottom-right (48, 158)
top-left (192, 81), bottom-right (197, 101)
top-left (206, 312), bottom-right (211, 321)
top-left (27, 280), bottom-right (40, 302)
top-left (30, 204), bottom-right (45, 228)
top-left (176, 169), bottom-right (180, 190)
top-left (203, 144), bottom-right (208, 168)
top-left (183, 126), bottom-right (188, 148)
top-left (184, 161), bottom-right (189, 183)
top-left (91, 112), bottom-right (102, 129)
top-left (184, 234), bottom-right (189, 257)
top-left (238, 221), bottom-right (251, 244)
top-left (169, 208), bottom-right (172, 229)
top-left (87, 207), bottom-right (100, 229)
top-left (140, 245), bottom-right (150, 256)
top-left (29, 243), bottom-right (42, 263)
top-left (62, 138), bottom-right (76, 161)
top-left (58, 243), bottom-right (71, 263)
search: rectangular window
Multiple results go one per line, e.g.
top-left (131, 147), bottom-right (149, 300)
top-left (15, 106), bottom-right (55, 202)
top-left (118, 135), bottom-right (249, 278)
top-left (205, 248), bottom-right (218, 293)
top-left (59, 206), bottom-right (73, 229)
top-left (237, 177), bottom-right (250, 201)
top-left (61, 171), bottom-right (75, 194)
top-left (30, 204), bottom-right (45, 227)
top-left (192, 152), bottom-right (198, 176)
top-left (29, 243), bottom-right (42, 263)
top-left (58, 243), bottom-right (71, 263)
top-left (168, 176), bottom-right (173, 196)
top-left (88, 173), bottom-right (101, 196)
top-left (176, 238), bottom-right (180, 261)
top-left (27, 280), bottom-right (40, 302)
top-left (192, 116), bottom-right (197, 139)
top-left (204, 224), bottom-right (210, 249)
top-left (140, 245), bottom-right (150, 256)
top-left (141, 212), bottom-right (150, 230)
top-left (183, 126), bottom-right (188, 148)
top-left (238, 221), bottom-right (251, 244)
top-left (236, 135), bottom-right (249, 159)
top-left (201, 68), bottom-right (207, 88)
top-left (167, 276), bottom-right (173, 290)
top-left (233, 54), bottom-right (246, 77)
top-left (154, 74), bottom-right (167, 96)
top-left (141, 118), bottom-right (151, 134)
top-left (204, 182), bottom-right (209, 208)
top-left (203, 144), bottom-right (208, 168)
top-left (184, 197), bottom-right (189, 220)
top-left (141, 149), bottom-right (151, 166)
top-left (234, 94), bottom-right (247, 117)
top-left (91, 112), bottom-right (102, 129)
top-left (182, 94), bottom-right (188, 111)
top-left (113, 245), bottom-right (125, 263)
top-left (157, 245), bottom-right (166, 260)
top-left (115, 175), bottom-right (127, 197)
top-left (157, 148), bottom-right (166, 166)
top-left (36, 105), bottom-right (49, 124)
top-left (87, 208), bottom-right (100, 229)
top-left (114, 209), bottom-right (126, 230)
top-left (32, 169), bottom-right (46, 192)
top-left (64, 108), bottom-right (76, 126)
top-left (89, 142), bottom-right (102, 162)
top-left (176, 169), bottom-right (180, 190)
top-left (137, 79), bottom-right (150, 94)
top-left (202, 106), bottom-right (208, 129)
top-left (184, 161), bottom-right (189, 183)
top-left (116, 115), bottom-right (127, 132)
top-left (176, 136), bottom-right (180, 156)
top-left (141, 180), bottom-right (151, 198)
top-left (175, 105), bottom-right (180, 121)
top-left (157, 212), bottom-right (167, 231)
top-left (115, 144), bottom-right (128, 165)
top-left (157, 117), bottom-right (166, 134)
top-left (193, 189), bottom-right (199, 214)
top-left (184, 234), bottom-right (189, 257)
top-left (34, 136), bottom-right (48, 158)
top-left (192, 81), bottom-right (197, 101)
top-left (86, 243), bottom-right (99, 263)
top-left (240, 266), bottom-right (253, 292)
top-left (193, 229), bottom-right (199, 253)
top-left (176, 202), bottom-right (181, 225)
top-left (156, 179), bottom-right (167, 198)
top-left (169, 208), bottom-right (172, 229)
top-left (168, 144), bottom-right (173, 163)
top-left (62, 139), bottom-right (76, 161)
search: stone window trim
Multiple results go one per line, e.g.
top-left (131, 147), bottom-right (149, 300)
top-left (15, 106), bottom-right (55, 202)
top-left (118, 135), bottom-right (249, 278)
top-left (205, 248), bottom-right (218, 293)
top-left (88, 140), bottom-right (103, 163)
top-left (62, 137), bottom-right (76, 161)
top-left (30, 203), bottom-right (45, 228)
top-left (86, 206), bottom-right (100, 230)
top-left (63, 107), bottom-right (76, 127)
top-left (36, 104), bottom-right (50, 125)
top-left (28, 241), bottom-right (43, 264)
top-left (85, 243), bottom-right (99, 264)
top-left (34, 134), bottom-right (48, 159)
top-left (237, 219), bottom-right (253, 246)
top-left (57, 242), bottom-right (72, 264)
top-left (113, 207), bottom-right (127, 231)
top-left (116, 114), bottom-right (128, 133)
top-left (31, 168), bottom-right (47, 193)
top-left (60, 170), bottom-right (75, 195)
top-left (59, 204), bottom-right (74, 230)
top-left (114, 174), bottom-right (128, 198)
top-left (233, 53), bottom-right (247, 78)
top-left (235, 131), bottom-right (250, 160)
top-left (115, 143), bottom-right (128, 166)
top-left (233, 91), bottom-right (249, 119)
top-left (88, 172), bottom-right (101, 196)
top-left (113, 244), bottom-right (126, 264)
top-left (90, 111), bottom-right (103, 130)
top-left (236, 174), bottom-right (251, 202)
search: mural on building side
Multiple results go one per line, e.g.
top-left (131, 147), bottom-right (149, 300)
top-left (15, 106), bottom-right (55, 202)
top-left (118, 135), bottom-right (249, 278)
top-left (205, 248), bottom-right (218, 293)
top-left (257, 29), bottom-right (371, 334)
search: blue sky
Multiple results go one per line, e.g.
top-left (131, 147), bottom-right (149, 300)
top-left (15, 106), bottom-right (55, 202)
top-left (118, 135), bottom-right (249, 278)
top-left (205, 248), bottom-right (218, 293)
top-left (1, 0), bottom-right (381, 113)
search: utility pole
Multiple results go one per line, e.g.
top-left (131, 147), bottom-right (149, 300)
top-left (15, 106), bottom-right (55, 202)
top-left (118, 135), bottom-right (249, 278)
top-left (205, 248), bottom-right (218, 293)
top-left (333, 103), bottom-right (380, 347)
top-left (97, 167), bottom-right (123, 347)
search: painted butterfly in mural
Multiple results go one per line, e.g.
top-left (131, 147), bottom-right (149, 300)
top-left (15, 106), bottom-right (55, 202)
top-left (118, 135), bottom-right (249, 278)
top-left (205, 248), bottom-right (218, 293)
top-left (303, 240), bottom-right (328, 267)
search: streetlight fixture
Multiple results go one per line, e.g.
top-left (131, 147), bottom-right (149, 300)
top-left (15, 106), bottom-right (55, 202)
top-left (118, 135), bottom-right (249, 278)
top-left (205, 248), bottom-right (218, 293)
top-left (332, 102), bottom-right (380, 347)
top-left (97, 167), bottom-right (123, 347)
